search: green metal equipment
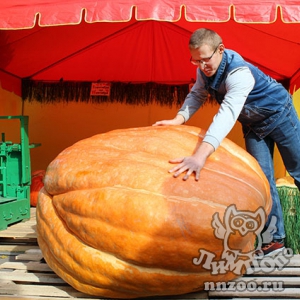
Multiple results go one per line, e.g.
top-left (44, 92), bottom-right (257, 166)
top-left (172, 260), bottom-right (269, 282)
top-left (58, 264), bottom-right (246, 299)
top-left (0, 115), bottom-right (40, 230)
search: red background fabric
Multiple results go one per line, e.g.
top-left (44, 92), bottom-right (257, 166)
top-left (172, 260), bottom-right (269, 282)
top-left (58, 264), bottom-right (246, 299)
top-left (0, 0), bottom-right (299, 95)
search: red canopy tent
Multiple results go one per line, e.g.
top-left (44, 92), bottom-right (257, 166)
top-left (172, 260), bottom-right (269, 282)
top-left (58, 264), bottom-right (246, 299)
top-left (0, 0), bottom-right (299, 104)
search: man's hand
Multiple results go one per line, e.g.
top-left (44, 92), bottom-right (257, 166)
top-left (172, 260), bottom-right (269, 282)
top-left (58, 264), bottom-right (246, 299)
top-left (168, 155), bottom-right (205, 181)
top-left (168, 142), bottom-right (215, 181)
top-left (153, 114), bottom-right (185, 126)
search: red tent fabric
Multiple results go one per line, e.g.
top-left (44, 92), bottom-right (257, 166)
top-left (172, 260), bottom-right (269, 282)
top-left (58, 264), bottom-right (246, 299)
top-left (0, 0), bottom-right (299, 97)
top-left (1, 0), bottom-right (299, 26)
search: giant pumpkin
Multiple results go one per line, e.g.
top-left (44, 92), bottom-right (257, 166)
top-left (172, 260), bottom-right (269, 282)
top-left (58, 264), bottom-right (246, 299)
top-left (36, 125), bottom-right (271, 298)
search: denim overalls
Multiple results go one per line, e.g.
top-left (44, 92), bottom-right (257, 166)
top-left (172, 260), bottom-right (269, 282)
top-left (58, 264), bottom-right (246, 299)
top-left (203, 50), bottom-right (300, 240)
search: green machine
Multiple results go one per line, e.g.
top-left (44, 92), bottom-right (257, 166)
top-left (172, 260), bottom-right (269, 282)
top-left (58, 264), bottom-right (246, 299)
top-left (0, 115), bottom-right (40, 230)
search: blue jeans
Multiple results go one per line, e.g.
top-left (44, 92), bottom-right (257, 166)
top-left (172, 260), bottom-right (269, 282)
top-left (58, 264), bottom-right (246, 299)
top-left (245, 100), bottom-right (300, 240)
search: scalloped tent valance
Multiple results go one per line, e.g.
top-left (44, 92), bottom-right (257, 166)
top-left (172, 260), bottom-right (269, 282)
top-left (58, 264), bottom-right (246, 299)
top-left (1, 0), bottom-right (300, 28)
top-left (0, 0), bottom-right (299, 103)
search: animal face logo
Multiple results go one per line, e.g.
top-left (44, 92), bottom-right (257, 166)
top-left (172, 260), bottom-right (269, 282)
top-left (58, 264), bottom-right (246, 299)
top-left (227, 206), bottom-right (264, 236)
top-left (212, 204), bottom-right (266, 262)
top-left (192, 204), bottom-right (286, 276)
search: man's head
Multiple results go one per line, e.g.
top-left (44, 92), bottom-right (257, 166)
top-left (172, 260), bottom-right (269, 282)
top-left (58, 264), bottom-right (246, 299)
top-left (189, 28), bottom-right (224, 77)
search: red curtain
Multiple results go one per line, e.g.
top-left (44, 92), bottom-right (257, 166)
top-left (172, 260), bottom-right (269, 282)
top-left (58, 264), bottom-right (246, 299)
top-left (0, 1), bottom-right (299, 96)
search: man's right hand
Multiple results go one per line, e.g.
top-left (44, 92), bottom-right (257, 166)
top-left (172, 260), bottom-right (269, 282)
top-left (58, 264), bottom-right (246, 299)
top-left (152, 114), bottom-right (185, 126)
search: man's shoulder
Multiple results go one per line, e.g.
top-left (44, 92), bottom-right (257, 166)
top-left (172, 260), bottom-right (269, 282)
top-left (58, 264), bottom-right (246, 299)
top-left (225, 49), bottom-right (244, 61)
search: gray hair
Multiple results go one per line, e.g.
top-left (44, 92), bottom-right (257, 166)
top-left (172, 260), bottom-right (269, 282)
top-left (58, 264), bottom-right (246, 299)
top-left (189, 28), bottom-right (222, 50)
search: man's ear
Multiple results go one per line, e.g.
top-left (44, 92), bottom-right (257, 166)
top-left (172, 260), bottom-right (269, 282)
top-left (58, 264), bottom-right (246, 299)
top-left (219, 43), bottom-right (225, 54)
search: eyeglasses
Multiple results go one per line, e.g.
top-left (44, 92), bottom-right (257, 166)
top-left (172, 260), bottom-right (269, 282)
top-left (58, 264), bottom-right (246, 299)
top-left (190, 45), bottom-right (219, 66)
